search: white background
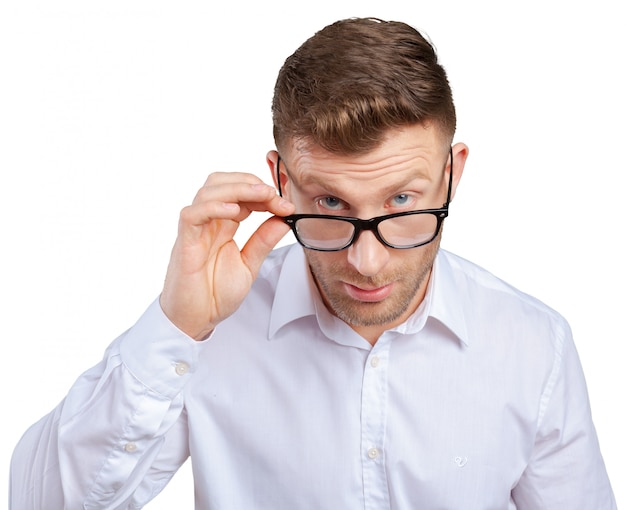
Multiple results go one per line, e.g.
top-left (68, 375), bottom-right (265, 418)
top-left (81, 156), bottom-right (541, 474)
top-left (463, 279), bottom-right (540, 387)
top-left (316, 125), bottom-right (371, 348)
top-left (1, 1), bottom-right (623, 507)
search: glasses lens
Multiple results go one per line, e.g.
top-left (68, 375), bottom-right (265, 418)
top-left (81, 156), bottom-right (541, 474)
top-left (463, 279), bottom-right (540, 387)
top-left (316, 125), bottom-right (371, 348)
top-left (294, 217), bottom-right (355, 250)
top-left (378, 213), bottom-right (439, 248)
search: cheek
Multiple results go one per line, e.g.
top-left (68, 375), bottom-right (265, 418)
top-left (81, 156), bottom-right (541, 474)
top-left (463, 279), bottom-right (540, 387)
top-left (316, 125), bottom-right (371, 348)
top-left (388, 239), bottom-right (441, 277)
top-left (306, 250), bottom-right (344, 278)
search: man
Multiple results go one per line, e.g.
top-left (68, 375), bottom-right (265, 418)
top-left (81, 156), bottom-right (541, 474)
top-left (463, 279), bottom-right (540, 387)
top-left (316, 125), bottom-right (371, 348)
top-left (11, 17), bottom-right (616, 509)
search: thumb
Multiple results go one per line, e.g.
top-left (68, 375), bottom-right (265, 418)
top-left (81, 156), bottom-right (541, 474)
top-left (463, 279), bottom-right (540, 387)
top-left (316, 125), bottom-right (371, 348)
top-left (240, 215), bottom-right (293, 277)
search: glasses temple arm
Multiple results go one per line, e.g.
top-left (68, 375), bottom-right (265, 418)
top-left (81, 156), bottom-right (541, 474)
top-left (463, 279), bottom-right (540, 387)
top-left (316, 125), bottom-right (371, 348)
top-left (445, 147), bottom-right (454, 207)
top-left (276, 155), bottom-right (284, 197)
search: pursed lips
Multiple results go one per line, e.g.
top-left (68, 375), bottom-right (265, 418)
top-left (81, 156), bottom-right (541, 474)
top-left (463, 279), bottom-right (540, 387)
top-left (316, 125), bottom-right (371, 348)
top-left (343, 282), bottom-right (395, 302)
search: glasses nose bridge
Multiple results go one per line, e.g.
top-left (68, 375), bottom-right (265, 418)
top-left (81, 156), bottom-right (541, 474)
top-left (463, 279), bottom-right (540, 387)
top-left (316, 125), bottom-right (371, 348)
top-left (350, 217), bottom-right (386, 247)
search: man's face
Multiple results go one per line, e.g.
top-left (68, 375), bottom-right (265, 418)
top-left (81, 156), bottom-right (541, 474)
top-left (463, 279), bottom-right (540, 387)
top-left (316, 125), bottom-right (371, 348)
top-left (273, 124), bottom-right (467, 343)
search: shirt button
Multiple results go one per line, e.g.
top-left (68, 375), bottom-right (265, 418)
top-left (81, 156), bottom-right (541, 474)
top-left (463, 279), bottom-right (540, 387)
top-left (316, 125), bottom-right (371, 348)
top-left (370, 356), bottom-right (380, 368)
top-left (174, 362), bottom-right (189, 376)
top-left (367, 447), bottom-right (380, 459)
top-left (124, 442), bottom-right (138, 453)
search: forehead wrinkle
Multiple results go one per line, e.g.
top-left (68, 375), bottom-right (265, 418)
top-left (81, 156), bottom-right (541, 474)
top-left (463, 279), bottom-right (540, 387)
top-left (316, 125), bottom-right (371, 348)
top-left (284, 124), bottom-right (447, 199)
top-left (293, 156), bottom-right (434, 200)
top-left (297, 170), bottom-right (430, 202)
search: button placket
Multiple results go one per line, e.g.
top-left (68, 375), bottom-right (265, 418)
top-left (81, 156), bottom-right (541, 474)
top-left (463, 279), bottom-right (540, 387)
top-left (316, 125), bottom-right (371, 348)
top-left (361, 344), bottom-right (391, 508)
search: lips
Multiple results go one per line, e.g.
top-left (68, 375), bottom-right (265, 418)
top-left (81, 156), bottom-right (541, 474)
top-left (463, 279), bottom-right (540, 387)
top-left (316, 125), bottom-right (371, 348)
top-left (344, 282), bottom-right (394, 302)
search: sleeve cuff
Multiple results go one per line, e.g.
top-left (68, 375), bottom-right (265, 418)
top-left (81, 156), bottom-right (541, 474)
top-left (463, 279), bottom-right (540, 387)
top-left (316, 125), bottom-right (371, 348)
top-left (118, 297), bottom-right (207, 399)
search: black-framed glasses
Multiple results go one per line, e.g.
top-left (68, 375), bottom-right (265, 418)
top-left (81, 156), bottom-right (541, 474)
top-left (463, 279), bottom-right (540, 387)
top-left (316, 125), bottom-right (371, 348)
top-left (277, 148), bottom-right (453, 252)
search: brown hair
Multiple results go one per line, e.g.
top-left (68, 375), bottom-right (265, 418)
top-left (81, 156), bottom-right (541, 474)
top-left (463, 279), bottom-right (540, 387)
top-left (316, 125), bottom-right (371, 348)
top-left (272, 17), bottom-right (456, 154)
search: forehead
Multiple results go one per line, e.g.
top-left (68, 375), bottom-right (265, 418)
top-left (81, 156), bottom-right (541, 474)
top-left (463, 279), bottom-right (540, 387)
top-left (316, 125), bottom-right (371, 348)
top-left (284, 124), bottom-right (448, 189)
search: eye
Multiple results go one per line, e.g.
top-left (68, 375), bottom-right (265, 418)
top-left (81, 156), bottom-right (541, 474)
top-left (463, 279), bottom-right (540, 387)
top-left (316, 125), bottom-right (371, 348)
top-left (390, 194), bottom-right (413, 207)
top-left (317, 196), bottom-right (346, 212)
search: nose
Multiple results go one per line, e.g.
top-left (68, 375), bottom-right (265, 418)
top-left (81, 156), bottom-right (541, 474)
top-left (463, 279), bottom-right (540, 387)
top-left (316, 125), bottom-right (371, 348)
top-left (346, 230), bottom-right (391, 277)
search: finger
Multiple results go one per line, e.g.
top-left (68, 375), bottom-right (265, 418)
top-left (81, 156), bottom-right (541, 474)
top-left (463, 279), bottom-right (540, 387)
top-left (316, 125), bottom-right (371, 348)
top-left (201, 171), bottom-right (266, 188)
top-left (194, 181), bottom-right (282, 207)
top-left (193, 182), bottom-right (293, 219)
top-left (197, 172), bottom-right (278, 205)
top-left (179, 194), bottom-right (293, 234)
top-left (240, 215), bottom-right (293, 277)
top-left (238, 189), bottom-right (294, 217)
top-left (178, 200), bottom-right (242, 229)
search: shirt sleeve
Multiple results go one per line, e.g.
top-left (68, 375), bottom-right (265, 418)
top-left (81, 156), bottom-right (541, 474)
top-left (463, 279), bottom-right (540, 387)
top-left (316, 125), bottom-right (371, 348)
top-left (512, 318), bottom-right (617, 509)
top-left (10, 298), bottom-right (202, 509)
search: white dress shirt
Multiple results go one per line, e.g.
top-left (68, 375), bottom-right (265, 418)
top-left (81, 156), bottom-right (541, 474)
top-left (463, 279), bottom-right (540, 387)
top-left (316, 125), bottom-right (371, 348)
top-left (11, 245), bottom-right (616, 509)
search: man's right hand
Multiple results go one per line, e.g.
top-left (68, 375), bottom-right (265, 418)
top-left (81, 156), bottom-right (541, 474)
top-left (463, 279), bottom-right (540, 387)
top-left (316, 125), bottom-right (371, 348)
top-left (159, 171), bottom-right (295, 340)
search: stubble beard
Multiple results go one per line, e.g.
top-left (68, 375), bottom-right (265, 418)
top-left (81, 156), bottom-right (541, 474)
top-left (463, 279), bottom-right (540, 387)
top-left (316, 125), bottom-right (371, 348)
top-left (306, 236), bottom-right (441, 328)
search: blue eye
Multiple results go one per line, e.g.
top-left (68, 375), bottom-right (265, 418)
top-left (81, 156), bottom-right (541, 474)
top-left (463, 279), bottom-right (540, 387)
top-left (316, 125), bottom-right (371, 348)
top-left (319, 196), bottom-right (344, 211)
top-left (392, 194), bottom-right (410, 206)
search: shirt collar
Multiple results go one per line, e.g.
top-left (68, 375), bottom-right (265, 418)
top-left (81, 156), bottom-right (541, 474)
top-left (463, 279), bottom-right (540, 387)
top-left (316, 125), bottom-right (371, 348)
top-left (268, 245), bottom-right (318, 339)
top-left (269, 245), bottom-right (470, 347)
top-left (427, 249), bottom-right (471, 347)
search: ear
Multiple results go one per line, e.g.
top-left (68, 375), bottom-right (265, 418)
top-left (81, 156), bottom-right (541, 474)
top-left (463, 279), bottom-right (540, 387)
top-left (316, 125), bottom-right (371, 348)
top-left (266, 150), bottom-right (279, 187)
top-left (448, 142), bottom-right (469, 202)
top-left (266, 150), bottom-right (288, 196)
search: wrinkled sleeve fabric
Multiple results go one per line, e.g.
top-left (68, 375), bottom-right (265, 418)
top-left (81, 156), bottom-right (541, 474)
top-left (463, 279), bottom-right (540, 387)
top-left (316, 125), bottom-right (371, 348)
top-left (10, 298), bottom-right (201, 509)
top-left (512, 318), bottom-right (617, 509)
